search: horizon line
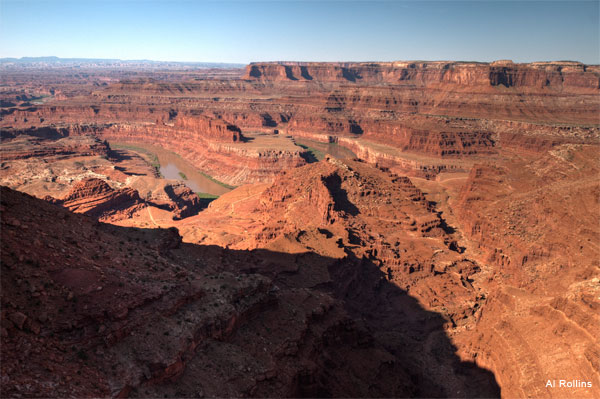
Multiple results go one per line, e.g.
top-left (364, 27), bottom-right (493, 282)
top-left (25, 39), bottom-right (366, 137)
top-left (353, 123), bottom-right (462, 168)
top-left (0, 56), bottom-right (596, 66)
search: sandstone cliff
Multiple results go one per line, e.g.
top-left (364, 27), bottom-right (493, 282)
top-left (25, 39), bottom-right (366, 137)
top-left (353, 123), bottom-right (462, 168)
top-left (245, 61), bottom-right (600, 93)
top-left (452, 144), bottom-right (600, 397)
top-left (97, 123), bottom-right (306, 186)
top-left (0, 185), bottom-right (500, 398)
top-left (46, 178), bottom-right (145, 221)
top-left (3, 60), bottom-right (598, 183)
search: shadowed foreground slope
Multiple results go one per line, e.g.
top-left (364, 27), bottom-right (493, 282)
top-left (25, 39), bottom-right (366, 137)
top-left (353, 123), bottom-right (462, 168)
top-left (0, 186), bottom-right (500, 398)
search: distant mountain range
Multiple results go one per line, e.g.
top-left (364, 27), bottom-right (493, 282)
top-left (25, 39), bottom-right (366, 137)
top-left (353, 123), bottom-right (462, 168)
top-left (0, 56), bottom-right (245, 68)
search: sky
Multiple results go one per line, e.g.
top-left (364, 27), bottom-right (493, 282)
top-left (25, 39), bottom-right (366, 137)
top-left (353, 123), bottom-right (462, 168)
top-left (1, 0), bottom-right (598, 64)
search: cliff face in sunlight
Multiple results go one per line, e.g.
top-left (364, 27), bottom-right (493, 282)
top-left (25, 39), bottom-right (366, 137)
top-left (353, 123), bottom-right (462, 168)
top-left (1, 59), bottom-right (599, 398)
top-left (244, 61), bottom-right (600, 91)
top-left (0, 184), bottom-right (502, 398)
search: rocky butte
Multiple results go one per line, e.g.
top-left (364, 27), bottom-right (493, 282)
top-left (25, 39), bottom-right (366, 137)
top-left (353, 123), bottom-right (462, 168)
top-left (0, 59), bottom-right (599, 398)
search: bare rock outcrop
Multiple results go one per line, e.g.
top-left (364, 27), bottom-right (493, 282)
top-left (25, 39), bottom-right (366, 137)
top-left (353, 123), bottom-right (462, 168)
top-left (2, 60), bottom-right (598, 182)
top-left (452, 144), bottom-right (600, 397)
top-left (96, 121), bottom-right (306, 186)
top-left (244, 61), bottom-right (600, 93)
top-left (46, 177), bottom-right (145, 221)
top-left (0, 186), bottom-right (499, 398)
top-left (0, 135), bottom-right (109, 160)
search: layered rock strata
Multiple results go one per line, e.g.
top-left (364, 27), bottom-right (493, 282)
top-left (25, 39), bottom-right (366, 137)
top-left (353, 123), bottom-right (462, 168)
top-left (244, 61), bottom-right (600, 92)
top-left (0, 186), bottom-right (500, 398)
top-left (2, 60), bottom-right (598, 182)
top-left (97, 122), bottom-right (306, 186)
top-left (451, 144), bottom-right (600, 397)
top-left (45, 178), bottom-right (145, 221)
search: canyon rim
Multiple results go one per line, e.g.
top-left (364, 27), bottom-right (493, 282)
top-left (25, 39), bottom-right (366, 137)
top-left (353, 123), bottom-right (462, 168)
top-left (1, 1), bottom-right (599, 398)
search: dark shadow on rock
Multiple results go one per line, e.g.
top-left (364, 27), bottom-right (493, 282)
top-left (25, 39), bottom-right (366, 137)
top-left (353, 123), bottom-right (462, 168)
top-left (2, 186), bottom-right (501, 398)
top-left (284, 66), bottom-right (298, 81)
top-left (0, 126), bottom-right (68, 140)
top-left (299, 148), bottom-right (319, 164)
top-left (248, 65), bottom-right (262, 78)
top-left (325, 252), bottom-right (499, 398)
top-left (300, 66), bottom-right (313, 80)
top-left (196, 197), bottom-right (217, 210)
top-left (108, 149), bottom-right (136, 162)
top-left (104, 233), bottom-right (501, 396)
top-left (489, 67), bottom-right (514, 88)
top-left (168, 240), bottom-right (501, 398)
top-left (322, 173), bottom-right (359, 216)
top-left (341, 68), bottom-right (358, 82)
top-left (438, 214), bottom-right (456, 234)
top-left (113, 167), bottom-right (147, 176)
top-left (261, 113), bottom-right (278, 127)
top-left (349, 121), bottom-right (363, 135)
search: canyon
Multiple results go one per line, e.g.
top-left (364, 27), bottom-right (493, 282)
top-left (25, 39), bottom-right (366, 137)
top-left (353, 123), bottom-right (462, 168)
top-left (1, 60), bottom-right (599, 398)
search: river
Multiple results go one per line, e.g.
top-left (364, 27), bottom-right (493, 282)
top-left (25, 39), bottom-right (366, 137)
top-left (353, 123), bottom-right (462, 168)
top-left (294, 138), bottom-right (357, 160)
top-left (109, 141), bottom-right (232, 196)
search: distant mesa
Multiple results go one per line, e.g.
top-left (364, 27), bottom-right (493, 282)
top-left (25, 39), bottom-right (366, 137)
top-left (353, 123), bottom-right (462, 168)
top-left (243, 60), bottom-right (599, 89)
top-left (0, 56), bottom-right (245, 69)
top-left (0, 54), bottom-right (599, 398)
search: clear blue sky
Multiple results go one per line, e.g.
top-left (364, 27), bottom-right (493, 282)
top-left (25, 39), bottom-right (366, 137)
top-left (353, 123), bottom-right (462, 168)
top-left (1, 0), bottom-right (598, 64)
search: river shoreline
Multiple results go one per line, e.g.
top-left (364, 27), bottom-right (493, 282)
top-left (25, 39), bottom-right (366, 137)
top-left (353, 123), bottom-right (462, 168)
top-left (109, 141), bottom-right (233, 196)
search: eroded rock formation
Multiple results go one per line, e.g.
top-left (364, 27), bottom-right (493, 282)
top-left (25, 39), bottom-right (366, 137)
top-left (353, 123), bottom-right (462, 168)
top-left (2, 60), bottom-right (598, 183)
top-left (451, 144), bottom-right (600, 398)
top-left (0, 186), bottom-right (500, 398)
top-left (45, 178), bottom-right (145, 221)
top-left (1, 60), bottom-right (599, 398)
top-left (244, 61), bottom-right (600, 92)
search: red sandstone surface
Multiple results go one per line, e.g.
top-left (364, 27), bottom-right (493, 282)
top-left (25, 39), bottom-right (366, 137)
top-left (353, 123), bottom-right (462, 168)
top-left (2, 61), bottom-right (598, 183)
top-left (1, 61), bottom-right (599, 398)
top-left (0, 185), bottom-right (499, 398)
